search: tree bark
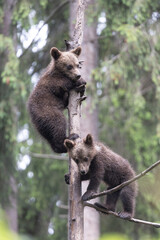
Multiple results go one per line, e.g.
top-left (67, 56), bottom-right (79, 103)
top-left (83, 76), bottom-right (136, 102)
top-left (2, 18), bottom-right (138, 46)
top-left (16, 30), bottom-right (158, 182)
top-left (4, 177), bottom-right (18, 232)
top-left (68, 1), bottom-right (87, 240)
top-left (0, 0), bottom-right (18, 232)
top-left (1, 0), bottom-right (17, 36)
top-left (67, 92), bottom-right (84, 240)
top-left (69, 1), bottom-right (100, 240)
top-left (80, 1), bottom-right (100, 239)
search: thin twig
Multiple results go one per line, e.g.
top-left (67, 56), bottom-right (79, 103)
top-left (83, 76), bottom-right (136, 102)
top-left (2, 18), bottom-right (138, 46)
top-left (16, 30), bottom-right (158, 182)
top-left (84, 202), bottom-right (160, 228)
top-left (30, 152), bottom-right (68, 160)
top-left (85, 159), bottom-right (160, 201)
top-left (19, 0), bottom-right (69, 58)
top-left (57, 203), bottom-right (68, 210)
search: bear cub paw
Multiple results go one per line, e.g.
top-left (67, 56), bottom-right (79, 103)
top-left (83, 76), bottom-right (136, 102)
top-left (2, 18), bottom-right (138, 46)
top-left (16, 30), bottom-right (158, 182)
top-left (81, 190), bottom-right (96, 201)
top-left (64, 173), bottom-right (70, 185)
top-left (68, 133), bottom-right (80, 141)
top-left (118, 211), bottom-right (132, 219)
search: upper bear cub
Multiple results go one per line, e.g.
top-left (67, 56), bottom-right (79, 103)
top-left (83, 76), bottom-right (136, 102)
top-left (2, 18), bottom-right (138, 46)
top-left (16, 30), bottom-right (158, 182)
top-left (28, 47), bottom-right (86, 153)
top-left (64, 134), bottom-right (137, 219)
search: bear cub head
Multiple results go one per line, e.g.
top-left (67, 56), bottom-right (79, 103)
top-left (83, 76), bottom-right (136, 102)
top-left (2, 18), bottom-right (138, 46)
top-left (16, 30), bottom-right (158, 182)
top-left (64, 134), bottom-right (96, 175)
top-left (50, 46), bottom-right (82, 81)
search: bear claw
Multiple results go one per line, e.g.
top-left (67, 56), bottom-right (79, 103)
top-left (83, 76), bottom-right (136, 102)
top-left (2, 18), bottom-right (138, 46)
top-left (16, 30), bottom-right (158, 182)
top-left (81, 191), bottom-right (95, 201)
top-left (118, 211), bottom-right (132, 219)
top-left (64, 173), bottom-right (70, 185)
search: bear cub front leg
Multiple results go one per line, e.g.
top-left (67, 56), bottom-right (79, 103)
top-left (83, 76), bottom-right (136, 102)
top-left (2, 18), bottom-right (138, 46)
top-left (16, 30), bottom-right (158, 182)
top-left (75, 78), bottom-right (86, 97)
top-left (81, 176), bottom-right (101, 201)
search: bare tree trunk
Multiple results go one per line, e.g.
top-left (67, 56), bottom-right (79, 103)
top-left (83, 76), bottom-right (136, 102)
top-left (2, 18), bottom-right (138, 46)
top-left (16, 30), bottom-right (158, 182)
top-left (68, 1), bottom-right (87, 239)
top-left (80, 1), bottom-right (100, 240)
top-left (4, 177), bottom-right (18, 232)
top-left (69, 0), bottom-right (100, 239)
top-left (0, 0), bottom-right (18, 232)
top-left (67, 92), bottom-right (84, 240)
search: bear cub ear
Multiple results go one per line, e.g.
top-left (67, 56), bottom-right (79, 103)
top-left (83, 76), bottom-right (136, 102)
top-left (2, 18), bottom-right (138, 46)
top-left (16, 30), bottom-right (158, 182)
top-left (64, 139), bottom-right (75, 150)
top-left (71, 46), bottom-right (82, 57)
top-left (50, 47), bottom-right (61, 60)
top-left (84, 134), bottom-right (93, 145)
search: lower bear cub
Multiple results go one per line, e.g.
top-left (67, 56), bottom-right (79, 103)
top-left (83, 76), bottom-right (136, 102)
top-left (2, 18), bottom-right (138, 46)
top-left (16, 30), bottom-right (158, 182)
top-left (64, 134), bottom-right (137, 219)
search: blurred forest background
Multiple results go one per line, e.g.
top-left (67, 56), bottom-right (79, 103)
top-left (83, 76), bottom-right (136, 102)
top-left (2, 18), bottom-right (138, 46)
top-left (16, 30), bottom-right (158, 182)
top-left (0, 0), bottom-right (160, 239)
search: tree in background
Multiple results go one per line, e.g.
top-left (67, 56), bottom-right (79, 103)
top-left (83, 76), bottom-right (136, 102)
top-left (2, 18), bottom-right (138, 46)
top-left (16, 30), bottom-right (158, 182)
top-left (0, 0), bottom-right (70, 239)
top-left (0, 0), bottom-right (20, 232)
top-left (79, 1), bottom-right (100, 239)
top-left (16, 1), bottom-right (70, 239)
top-left (92, 0), bottom-right (160, 239)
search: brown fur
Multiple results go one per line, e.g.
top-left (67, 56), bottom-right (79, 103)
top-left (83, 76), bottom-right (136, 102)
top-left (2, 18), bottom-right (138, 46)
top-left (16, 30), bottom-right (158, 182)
top-left (28, 47), bottom-right (85, 153)
top-left (64, 134), bottom-right (137, 219)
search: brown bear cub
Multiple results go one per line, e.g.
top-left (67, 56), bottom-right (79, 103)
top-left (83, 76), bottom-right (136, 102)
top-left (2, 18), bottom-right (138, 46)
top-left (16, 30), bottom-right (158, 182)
top-left (64, 134), bottom-right (137, 219)
top-left (28, 47), bottom-right (86, 153)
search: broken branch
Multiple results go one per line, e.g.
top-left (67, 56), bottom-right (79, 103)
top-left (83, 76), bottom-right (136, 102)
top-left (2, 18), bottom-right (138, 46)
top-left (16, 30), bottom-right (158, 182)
top-left (29, 152), bottom-right (68, 160)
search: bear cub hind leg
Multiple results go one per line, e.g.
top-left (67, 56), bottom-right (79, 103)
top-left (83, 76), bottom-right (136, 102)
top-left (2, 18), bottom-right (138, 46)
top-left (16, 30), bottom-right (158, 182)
top-left (118, 185), bottom-right (136, 219)
top-left (105, 187), bottom-right (120, 212)
top-left (94, 188), bottom-right (120, 214)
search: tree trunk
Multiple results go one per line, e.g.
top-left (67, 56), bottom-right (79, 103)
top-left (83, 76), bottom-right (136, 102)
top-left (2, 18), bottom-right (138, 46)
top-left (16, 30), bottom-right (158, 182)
top-left (0, 0), bottom-right (18, 232)
top-left (68, 1), bottom-right (87, 239)
top-left (4, 177), bottom-right (18, 232)
top-left (81, 5), bottom-right (100, 240)
top-left (69, 0), bottom-right (100, 239)
top-left (68, 91), bottom-right (84, 240)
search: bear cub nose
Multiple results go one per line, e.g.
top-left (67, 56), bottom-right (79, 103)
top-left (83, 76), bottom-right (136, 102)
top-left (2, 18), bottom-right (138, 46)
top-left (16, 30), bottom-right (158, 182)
top-left (76, 74), bottom-right (81, 80)
top-left (80, 170), bottom-right (86, 175)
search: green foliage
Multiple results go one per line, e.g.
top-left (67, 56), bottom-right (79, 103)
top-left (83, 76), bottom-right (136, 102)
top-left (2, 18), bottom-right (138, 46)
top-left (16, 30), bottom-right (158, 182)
top-left (118, 24), bottom-right (142, 43)
top-left (52, 218), bottom-right (67, 240)
top-left (0, 0), bottom-right (68, 238)
top-left (0, 35), bottom-right (20, 90)
top-left (39, 0), bottom-right (48, 9)
top-left (0, 6), bottom-right (3, 24)
top-left (100, 233), bottom-right (129, 240)
top-left (18, 150), bottom-right (68, 239)
top-left (0, 210), bottom-right (20, 240)
top-left (93, 0), bottom-right (160, 238)
top-left (13, 0), bottom-right (31, 30)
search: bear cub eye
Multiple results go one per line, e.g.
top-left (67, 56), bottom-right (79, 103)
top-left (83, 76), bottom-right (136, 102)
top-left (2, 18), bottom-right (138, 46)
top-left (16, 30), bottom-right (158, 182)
top-left (75, 158), bottom-right (79, 164)
top-left (84, 157), bottom-right (88, 162)
top-left (67, 65), bottom-right (73, 70)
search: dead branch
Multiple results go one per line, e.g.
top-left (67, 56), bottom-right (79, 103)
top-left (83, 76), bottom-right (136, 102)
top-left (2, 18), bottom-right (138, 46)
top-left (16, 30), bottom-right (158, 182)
top-left (57, 203), bottom-right (68, 210)
top-left (72, 0), bottom-right (86, 47)
top-left (30, 152), bottom-right (68, 160)
top-left (84, 202), bottom-right (160, 228)
top-left (66, 0), bottom-right (87, 50)
top-left (84, 159), bottom-right (160, 201)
